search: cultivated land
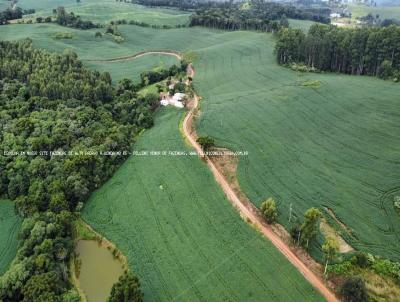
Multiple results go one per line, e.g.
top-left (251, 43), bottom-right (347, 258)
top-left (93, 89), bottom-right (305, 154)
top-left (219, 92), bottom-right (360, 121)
top-left (83, 107), bottom-right (324, 302)
top-left (193, 32), bottom-right (400, 261)
top-left (348, 3), bottom-right (400, 20)
top-left (1, 0), bottom-right (190, 26)
top-left (2, 21), bottom-right (399, 262)
top-left (0, 24), bottom-right (180, 83)
top-left (0, 200), bottom-right (21, 275)
top-left (288, 18), bottom-right (316, 31)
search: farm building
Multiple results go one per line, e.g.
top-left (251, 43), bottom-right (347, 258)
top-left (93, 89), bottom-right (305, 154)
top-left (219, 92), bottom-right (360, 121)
top-left (160, 92), bottom-right (185, 108)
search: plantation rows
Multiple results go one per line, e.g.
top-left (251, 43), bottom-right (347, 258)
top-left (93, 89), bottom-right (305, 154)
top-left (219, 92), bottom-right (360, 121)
top-left (83, 108), bottom-right (323, 301)
top-left (193, 32), bottom-right (400, 261)
top-left (2, 0), bottom-right (190, 26)
top-left (0, 201), bottom-right (21, 275)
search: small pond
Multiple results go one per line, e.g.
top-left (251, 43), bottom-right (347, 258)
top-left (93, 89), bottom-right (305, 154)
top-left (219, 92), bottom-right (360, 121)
top-left (76, 240), bottom-right (124, 302)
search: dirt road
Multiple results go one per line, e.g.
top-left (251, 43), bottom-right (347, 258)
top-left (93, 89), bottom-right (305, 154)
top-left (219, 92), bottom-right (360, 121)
top-left (96, 50), bottom-right (339, 301)
top-left (182, 66), bottom-right (339, 302)
top-left (86, 50), bottom-right (181, 63)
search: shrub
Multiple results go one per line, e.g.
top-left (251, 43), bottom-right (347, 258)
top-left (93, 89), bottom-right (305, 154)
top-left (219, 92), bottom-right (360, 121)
top-left (352, 252), bottom-right (369, 268)
top-left (260, 198), bottom-right (278, 224)
top-left (327, 261), bottom-right (353, 275)
top-left (113, 35), bottom-right (125, 44)
top-left (108, 272), bottom-right (143, 302)
top-left (377, 60), bottom-right (393, 79)
top-left (394, 196), bottom-right (400, 213)
top-left (290, 63), bottom-right (318, 73)
top-left (340, 277), bottom-right (369, 302)
top-left (53, 32), bottom-right (73, 39)
top-left (196, 136), bottom-right (215, 151)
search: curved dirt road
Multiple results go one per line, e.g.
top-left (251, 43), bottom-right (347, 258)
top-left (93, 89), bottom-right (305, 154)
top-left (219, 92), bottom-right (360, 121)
top-left (86, 50), bottom-right (181, 63)
top-left (96, 50), bottom-right (339, 301)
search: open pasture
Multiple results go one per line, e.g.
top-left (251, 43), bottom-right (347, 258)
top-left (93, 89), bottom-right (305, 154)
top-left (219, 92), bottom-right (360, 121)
top-left (0, 200), bottom-right (21, 275)
top-left (83, 108), bottom-right (323, 302)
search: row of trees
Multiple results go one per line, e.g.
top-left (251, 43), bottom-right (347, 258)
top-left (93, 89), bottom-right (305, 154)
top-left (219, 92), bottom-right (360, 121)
top-left (0, 7), bottom-right (35, 25)
top-left (188, 0), bottom-right (330, 32)
top-left (259, 200), bottom-right (340, 273)
top-left (54, 6), bottom-right (100, 29)
top-left (140, 62), bottom-right (188, 87)
top-left (275, 24), bottom-right (400, 79)
top-left (0, 40), bottom-right (148, 301)
top-left (135, 0), bottom-right (330, 24)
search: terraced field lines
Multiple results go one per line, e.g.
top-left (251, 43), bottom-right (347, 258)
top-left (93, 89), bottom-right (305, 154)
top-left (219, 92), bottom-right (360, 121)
top-left (0, 200), bottom-right (21, 275)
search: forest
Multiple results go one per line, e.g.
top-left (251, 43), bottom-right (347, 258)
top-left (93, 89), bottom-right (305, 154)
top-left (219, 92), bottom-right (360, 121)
top-left (275, 24), bottom-right (400, 79)
top-left (137, 0), bottom-right (331, 28)
top-left (0, 7), bottom-right (35, 25)
top-left (0, 40), bottom-right (157, 301)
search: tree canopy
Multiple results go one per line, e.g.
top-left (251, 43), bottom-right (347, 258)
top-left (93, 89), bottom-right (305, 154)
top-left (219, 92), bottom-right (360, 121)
top-left (275, 24), bottom-right (400, 80)
top-left (0, 40), bottom-right (155, 301)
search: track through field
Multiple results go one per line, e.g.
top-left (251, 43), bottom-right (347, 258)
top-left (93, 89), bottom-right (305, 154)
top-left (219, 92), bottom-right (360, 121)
top-left (99, 50), bottom-right (337, 301)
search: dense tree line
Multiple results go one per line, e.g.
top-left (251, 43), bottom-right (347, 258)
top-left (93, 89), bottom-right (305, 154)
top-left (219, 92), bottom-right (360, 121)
top-left (188, 0), bottom-right (330, 31)
top-left (135, 0), bottom-right (330, 29)
top-left (0, 7), bottom-right (35, 25)
top-left (140, 62), bottom-right (188, 86)
top-left (133, 0), bottom-right (204, 10)
top-left (54, 6), bottom-right (100, 29)
top-left (275, 24), bottom-right (400, 79)
top-left (0, 40), bottom-right (150, 301)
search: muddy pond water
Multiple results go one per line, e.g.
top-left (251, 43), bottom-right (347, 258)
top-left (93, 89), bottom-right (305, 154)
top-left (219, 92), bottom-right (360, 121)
top-left (76, 240), bottom-right (124, 302)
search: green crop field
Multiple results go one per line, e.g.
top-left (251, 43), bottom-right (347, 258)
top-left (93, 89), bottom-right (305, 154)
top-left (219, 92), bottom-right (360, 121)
top-left (349, 3), bottom-right (400, 20)
top-left (0, 200), bottom-right (21, 275)
top-left (0, 24), bottom-right (180, 84)
top-left (288, 19), bottom-right (316, 31)
top-left (85, 54), bottom-right (180, 84)
top-left (2, 0), bottom-right (190, 26)
top-left (1, 23), bottom-right (399, 262)
top-left (192, 31), bottom-right (400, 261)
top-left (83, 107), bottom-right (323, 301)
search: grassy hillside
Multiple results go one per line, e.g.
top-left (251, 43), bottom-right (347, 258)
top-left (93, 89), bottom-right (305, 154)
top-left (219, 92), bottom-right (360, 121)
top-left (0, 200), bottom-right (21, 275)
top-left (83, 108), bottom-right (323, 302)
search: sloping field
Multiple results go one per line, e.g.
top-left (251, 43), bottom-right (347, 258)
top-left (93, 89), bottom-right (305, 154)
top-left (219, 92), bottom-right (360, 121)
top-left (0, 200), bottom-right (21, 275)
top-left (192, 32), bottom-right (400, 261)
top-left (2, 20), bottom-right (399, 265)
top-left (83, 108), bottom-right (323, 302)
top-left (348, 3), bottom-right (400, 20)
top-left (0, 24), bottom-right (180, 84)
top-left (85, 54), bottom-right (179, 83)
top-left (6, 0), bottom-right (190, 26)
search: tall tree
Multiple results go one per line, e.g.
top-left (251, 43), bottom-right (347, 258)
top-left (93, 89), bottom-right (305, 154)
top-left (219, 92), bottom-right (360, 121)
top-left (300, 208), bottom-right (322, 248)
